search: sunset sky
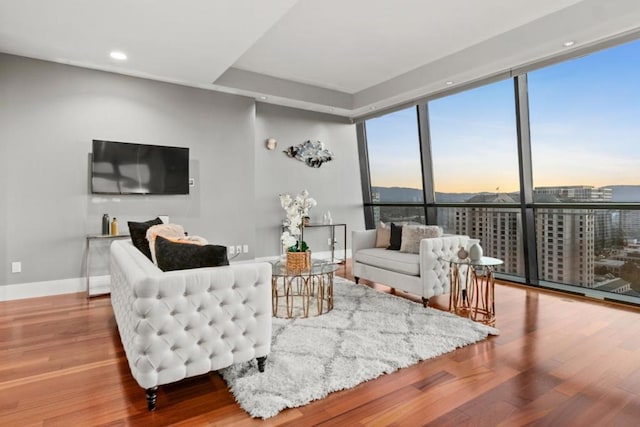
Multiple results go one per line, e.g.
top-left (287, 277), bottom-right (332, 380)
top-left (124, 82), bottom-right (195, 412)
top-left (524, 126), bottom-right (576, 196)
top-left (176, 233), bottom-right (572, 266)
top-left (366, 38), bottom-right (640, 193)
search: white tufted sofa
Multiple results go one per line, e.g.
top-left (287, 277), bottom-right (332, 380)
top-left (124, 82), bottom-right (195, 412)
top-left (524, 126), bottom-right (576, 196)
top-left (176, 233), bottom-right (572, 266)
top-left (352, 230), bottom-right (469, 306)
top-left (110, 240), bottom-right (272, 410)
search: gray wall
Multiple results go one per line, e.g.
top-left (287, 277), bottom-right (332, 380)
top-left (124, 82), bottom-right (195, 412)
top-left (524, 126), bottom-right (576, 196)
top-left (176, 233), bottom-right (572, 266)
top-left (0, 53), bottom-right (363, 290)
top-left (0, 53), bottom-right (256, 286)
top-left (254, 103), bottom-right (364, 258)
top-left (0, 86), bottom-right (6, 283)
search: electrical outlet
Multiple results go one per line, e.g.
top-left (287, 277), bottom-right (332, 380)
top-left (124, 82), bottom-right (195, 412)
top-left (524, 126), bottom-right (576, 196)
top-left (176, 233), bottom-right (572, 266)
top-left (11, 261), bottom-right (21, 273)
top-left (236, 245), bottom-right (242, 255)
top-left (243, 244), bottom-right (249, 253)
top-left (228, 246), bottom-right (235, 255)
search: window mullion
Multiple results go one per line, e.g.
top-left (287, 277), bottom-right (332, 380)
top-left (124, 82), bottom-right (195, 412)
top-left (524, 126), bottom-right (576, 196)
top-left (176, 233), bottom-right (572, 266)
top-left (514, 74), bottom-right (539, 285)
top-left (418, 104), bottom-right (437, 224)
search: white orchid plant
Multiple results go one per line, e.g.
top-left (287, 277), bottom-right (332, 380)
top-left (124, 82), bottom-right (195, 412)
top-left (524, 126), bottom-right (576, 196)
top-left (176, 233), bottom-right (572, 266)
top-left (280, 189), bottom-right (317, 252)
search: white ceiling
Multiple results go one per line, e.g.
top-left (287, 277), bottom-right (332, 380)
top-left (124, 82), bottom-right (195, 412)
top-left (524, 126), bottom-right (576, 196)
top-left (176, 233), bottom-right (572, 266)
top-left (1, 0), bottom-right (639, 119)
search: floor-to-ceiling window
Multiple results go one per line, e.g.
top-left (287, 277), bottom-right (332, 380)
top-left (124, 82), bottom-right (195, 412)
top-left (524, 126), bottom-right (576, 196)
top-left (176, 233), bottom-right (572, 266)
top-left (429, 80), bottom-right (520, 199)
top-left (528, 38), bottom-right (640, 297)
top-left (429, 80), bottom-right (523, 277)
top-left (364, 107), bottom-right (425, 224)
top-left (357, 36), bottom-right (640, 304)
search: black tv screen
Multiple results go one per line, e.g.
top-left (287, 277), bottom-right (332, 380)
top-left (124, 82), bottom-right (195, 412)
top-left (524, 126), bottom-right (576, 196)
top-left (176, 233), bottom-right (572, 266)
top-left (91, 140), bottom-right (189, 195)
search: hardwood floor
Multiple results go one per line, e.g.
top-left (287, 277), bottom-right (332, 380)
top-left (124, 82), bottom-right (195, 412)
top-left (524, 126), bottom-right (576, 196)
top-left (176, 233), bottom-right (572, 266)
top-left (2, 263), bottom-right (640, 426)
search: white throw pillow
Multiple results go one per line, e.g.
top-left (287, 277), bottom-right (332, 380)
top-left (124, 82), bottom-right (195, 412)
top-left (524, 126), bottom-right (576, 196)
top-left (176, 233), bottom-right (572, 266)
top-left (400, 225), bottom-right (443, 254)
top-left (375, 221), bottom-right (391, 248)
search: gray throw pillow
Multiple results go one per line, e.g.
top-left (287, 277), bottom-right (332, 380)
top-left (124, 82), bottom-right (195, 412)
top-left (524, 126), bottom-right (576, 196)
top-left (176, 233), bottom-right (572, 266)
top-left (400, 225), bottom-right (443, 253)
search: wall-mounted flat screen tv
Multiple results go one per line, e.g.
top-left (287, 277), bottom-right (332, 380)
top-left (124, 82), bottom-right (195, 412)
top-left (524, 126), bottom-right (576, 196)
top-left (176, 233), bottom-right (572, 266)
top-left (91, 140), bottom-right (189, 195)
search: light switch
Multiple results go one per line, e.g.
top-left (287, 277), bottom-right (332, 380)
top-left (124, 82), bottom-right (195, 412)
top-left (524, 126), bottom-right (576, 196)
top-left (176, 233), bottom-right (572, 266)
top-left (11, 261), bottom-right (21, 273)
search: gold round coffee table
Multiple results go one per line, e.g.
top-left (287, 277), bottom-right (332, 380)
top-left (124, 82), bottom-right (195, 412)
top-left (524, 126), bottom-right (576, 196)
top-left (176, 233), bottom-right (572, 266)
top-left (271, 260), bottom-right (338, 318)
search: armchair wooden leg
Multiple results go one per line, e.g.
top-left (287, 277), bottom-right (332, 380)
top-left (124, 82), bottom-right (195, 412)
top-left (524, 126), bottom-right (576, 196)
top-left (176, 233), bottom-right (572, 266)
top-left (146, 387), bottom-right (158, 411)
top-left (257, 356), bottom-right (267, 372)
top-left (421, 297), bottom-right (429, 307)
top-left (354, 277), bottom-right (359, 284)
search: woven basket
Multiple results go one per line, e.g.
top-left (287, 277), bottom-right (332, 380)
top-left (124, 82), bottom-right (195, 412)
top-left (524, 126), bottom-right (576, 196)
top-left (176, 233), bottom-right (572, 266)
top-left (286, 250), bottom-right (311, 272)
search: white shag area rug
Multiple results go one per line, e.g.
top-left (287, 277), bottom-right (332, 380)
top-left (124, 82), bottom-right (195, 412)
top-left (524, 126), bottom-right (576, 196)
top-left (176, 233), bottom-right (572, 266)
top-left (220, 277), bottom-right (499, 419)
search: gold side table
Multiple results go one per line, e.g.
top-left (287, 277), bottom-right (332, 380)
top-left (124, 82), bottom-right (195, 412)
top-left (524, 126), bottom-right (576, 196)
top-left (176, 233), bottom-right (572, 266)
top-left (442, 256), bottom-right (504, 326)
top-left (271, 260), bottom-right (338, 318)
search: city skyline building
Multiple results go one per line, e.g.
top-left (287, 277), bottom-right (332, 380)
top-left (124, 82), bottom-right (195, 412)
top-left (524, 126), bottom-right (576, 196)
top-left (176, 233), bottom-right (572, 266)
top-left (533, 185), bottom-right (613, 202)
top-left (445, 188), bottom-right (600, 287)
top-left (449, 193), bottom-right (523, 276)
top-left (620, 210), bottom-right (640, 239)
top-left (369, 184), bottom-right (636, 292)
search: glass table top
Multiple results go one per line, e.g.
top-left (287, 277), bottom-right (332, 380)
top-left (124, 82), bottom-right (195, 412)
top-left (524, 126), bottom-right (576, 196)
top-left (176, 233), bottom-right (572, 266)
top-left (271, 259), bottom-right (339, 277)
top-left (439, 256), bottom-right (504, 267)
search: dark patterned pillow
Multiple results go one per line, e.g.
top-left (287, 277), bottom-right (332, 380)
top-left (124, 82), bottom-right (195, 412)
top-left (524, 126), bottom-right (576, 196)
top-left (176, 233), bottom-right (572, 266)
top-left (128, 217), bottom-right (164, 260)
top-left (388, 223), bottom-right (404, 250)
top-left (155, 235), bottom-right (229, 272)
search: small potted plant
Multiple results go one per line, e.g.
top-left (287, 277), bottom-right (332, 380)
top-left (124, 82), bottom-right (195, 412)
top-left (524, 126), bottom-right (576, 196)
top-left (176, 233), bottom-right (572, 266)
top-left (280, 189), bottom-right (316, 270)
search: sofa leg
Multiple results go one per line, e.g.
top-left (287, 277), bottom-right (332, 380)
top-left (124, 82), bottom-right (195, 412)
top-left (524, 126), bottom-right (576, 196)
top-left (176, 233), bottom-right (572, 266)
top-left (354, 276), bottom-right (359, 284)
top-left (257, 356), bottom-right (267, 372)
top-left (421, 297), bottom-right (429, 308)
top-left (146, 387), bottom-right (158, 411)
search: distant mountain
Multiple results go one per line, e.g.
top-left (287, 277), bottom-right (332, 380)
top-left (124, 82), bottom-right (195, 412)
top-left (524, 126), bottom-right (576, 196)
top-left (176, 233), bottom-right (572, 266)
top-left (435, 192), bottom-right (505, 203)
top-left (371, 186), bottom-right (515, 203)
top-left (604, 185), bottom-right (640, 202)
top-left (373, 185), bottom-right (640, 203)
top-left (371, 186), bottom-right (423, 202)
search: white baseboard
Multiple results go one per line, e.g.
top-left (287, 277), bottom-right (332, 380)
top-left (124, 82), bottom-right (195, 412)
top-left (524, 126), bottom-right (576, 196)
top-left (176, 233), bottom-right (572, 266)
top-left (0, 275), bottom-right (111, 301)
top-left (89, 275), bottom-right (111, 296)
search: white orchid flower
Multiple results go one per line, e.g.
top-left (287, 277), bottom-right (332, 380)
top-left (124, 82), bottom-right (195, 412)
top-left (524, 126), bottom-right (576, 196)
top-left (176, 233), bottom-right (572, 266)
top-left (279, 189), bottom-right (318, 249)
top-left (281, 231), bottom-right (297, 248)
top-left (288, 227), bottom-right (299, 236)
top-left (280, 193), bottom-right (292, 209)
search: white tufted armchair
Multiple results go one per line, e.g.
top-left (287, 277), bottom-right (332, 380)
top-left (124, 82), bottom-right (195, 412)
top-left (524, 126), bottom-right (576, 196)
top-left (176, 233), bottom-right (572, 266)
top-left (352, 230), bottom-right (469, 306)
top-left (110, 240), bottom-right (272, 410)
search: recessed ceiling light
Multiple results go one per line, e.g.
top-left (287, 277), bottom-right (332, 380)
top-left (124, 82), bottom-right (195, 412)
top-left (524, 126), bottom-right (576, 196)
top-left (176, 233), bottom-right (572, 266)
top-left (110, 51), bottom-right (127, 60)
top-left (259, 96), bottom-right (267, 100)
top-left (563, 40), bottom-right (575, 47)
top-left (370, 106), bottom-right (377, 110)
top-left (445, 81), bottom-right (454, 85)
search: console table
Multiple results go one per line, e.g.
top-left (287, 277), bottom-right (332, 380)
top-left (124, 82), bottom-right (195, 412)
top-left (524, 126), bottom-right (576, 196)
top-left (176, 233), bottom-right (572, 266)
top-left (281, 223), bottom-right (347, 264)
top-left (85, 234), bottom-right (131, 297)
